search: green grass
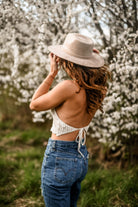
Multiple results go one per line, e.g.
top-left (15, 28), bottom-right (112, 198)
top-left (79, 168), bottom-right (138, 207)
top-left (0, 121), bottom-right (137, 207)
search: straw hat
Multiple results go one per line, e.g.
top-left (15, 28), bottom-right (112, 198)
top-left (48, 33), bottom-right (104, 68)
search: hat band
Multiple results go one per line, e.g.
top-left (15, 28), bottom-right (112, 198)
top-left (62, 45), bottom-right (92, 59)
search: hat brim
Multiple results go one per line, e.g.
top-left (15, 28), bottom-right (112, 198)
top-left (48, 45), bottom-right (104, 68)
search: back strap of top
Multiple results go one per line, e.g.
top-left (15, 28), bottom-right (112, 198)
top-left (75, 128), bottom-right (87, 158)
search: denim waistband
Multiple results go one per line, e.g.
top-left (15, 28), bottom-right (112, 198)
top-left (47, 138), bottom-right (88, 159)
top-left (48, 138), bottom-right (79, 149)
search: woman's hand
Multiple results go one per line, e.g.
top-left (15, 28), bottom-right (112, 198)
top-left (49, 53), bottom-right (60, 77)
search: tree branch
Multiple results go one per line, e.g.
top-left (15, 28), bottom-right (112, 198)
top-left (132, 0), bottom-right (138, 32)
top-left (89, 0), bottom-right (108, 48)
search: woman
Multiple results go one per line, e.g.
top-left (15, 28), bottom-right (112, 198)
top-left (30, 33), bottom-right (111, 207)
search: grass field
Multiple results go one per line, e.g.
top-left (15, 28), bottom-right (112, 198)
top-left (0, 120), bottom-right (137, 207)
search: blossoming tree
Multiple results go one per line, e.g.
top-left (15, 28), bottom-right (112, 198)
top-left (0, 0), bottom-right (87, 121)
top-left (84, 0), bottom-right (138, 162)
top-left (0, 0), bottom-right (137, 161)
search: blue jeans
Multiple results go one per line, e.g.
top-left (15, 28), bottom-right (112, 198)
top-left (41, 138), bottom-right (89, 207)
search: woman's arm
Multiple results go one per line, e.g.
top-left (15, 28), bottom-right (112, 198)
top-left (30, 74), bottom-right (55, 102)
top-left (30, 53), bottom-right (59, 102)
top-left (29, 80), bottom-right (75, 111)
top-left (29, 53), bottom-right (75, 111)
top-left (30, 53), bottom-right (59, 110)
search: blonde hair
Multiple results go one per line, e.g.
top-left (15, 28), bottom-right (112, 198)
top-left (59, 58), bottom-right (111, 114)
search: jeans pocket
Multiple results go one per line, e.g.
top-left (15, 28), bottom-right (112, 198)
top-left (54, 157), bottom-right (77, 184)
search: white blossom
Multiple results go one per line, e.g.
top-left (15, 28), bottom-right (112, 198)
top-left (0, 0), bottom-right (137, 150)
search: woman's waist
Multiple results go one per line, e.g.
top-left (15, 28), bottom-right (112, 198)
top-left (51, 131), bottom-right (79, 142)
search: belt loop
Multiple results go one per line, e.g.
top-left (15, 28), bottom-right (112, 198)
top-left (52, 140), bottom-right (56, 151)
top-left (54, 140), bottom-right (56, 149)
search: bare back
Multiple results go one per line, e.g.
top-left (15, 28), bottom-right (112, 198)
top-left (51, 80), bottom-right (95, 141)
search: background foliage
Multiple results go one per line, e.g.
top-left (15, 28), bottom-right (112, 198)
top-left (0, 0), bottom-right (138, 206)
top-left (0, 0), bottom-right (137, 160)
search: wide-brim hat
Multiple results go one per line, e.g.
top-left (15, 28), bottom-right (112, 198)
top-left (48, 33), bottom-right (104, 68)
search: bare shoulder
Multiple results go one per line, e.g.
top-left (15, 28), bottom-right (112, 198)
top-left (54, 80), bottom-right (77, 95)
top-left (58, 79), bottom-right (75, 87)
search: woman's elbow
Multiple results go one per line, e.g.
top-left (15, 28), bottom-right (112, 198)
top-left (29, 101), bottom-right (46, 111)
top-left (29, 101), bottom-right (38, 111)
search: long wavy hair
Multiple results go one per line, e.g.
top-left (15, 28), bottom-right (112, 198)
top-left (59, 58), bottom-right (111, 115)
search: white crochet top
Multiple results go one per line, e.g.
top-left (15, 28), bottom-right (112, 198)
top-left (50, 108), bottom-right (90, 157)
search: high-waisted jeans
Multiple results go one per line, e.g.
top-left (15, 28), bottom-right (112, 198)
top-left (41, 138), bottom-right (89, 207)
